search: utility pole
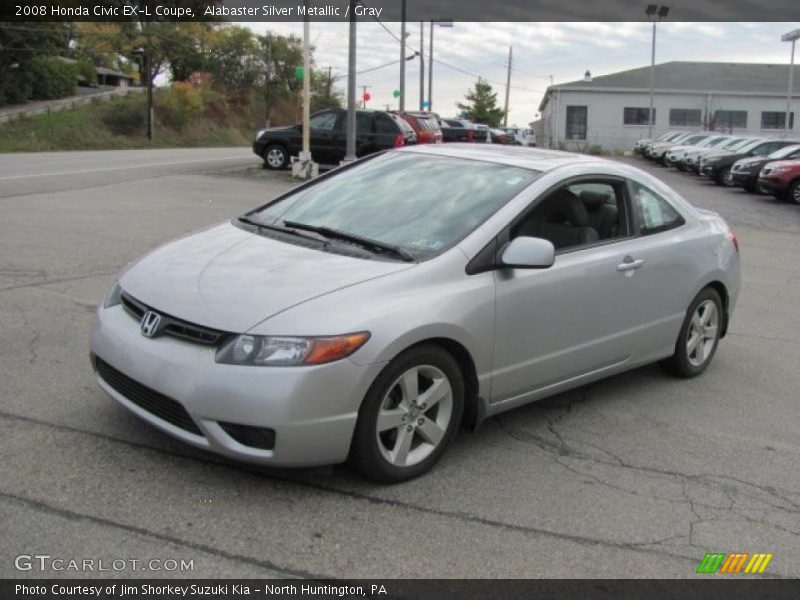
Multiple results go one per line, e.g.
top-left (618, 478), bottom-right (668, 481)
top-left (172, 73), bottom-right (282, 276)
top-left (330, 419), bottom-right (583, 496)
top-left (326, 66), bottom-right (333, 103)
top-left (399, 0), bottom-right (406, 111)
top-left (419, 22), bottom-right (425, 111)
top-left (361, 85), bottom-right (371, 108)
top-left (549, 75), bottom-right (554, 148)
top-left (503, 46), bottom-right (512, 127)
top-left (292, 1), bottom-right (317, 178)
top-left (344, 0), bottom-right (357, 163)
top-left (428, 21), bottom-right (434, 112)
top-left (264, 34), bottom-right (273, 128)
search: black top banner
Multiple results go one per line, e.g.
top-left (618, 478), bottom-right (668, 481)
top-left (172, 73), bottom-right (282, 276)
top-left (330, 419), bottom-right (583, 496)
top-left (2, 0), bottom-right (800, 22)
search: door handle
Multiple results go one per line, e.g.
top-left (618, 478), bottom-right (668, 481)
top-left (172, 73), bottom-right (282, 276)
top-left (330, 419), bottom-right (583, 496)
top-left (617, 257), bottom-right (645, 271)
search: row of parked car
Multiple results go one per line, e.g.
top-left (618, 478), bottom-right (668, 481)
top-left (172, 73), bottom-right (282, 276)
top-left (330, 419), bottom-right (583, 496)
top-left (634, 130), bottom-right (800, 203)
top-left (253, 108), bottom-right (536, 169)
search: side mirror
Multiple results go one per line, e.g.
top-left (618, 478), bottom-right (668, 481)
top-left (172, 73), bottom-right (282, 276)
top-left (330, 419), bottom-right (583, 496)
top-left (500, 237), bottom-right (555, 269)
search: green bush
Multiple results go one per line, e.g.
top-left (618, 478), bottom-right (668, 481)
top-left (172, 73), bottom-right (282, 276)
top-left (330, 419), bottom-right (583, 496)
top-left (76, 59), bottom-right (97, 86)
top-left (0, 71), bottom-right (33, 106)
top-left (156, 82), bottom-right (204, 130)
top-left (100, 97), bottom-right (145, 135)
top-left (29, 56), bottom-right (77, 101)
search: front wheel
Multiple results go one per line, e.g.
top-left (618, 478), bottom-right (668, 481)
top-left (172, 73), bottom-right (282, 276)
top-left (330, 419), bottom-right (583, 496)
top-left (263, 144), bottom-right (289, 170)
top-left (789, 180), bottom-right (800, 205)
top-left (716, 167), bottom-right (735, 187)
top-left (660, 287), bottom-right (723, 378)
top-left (350, 345), bottom-right (464, 483)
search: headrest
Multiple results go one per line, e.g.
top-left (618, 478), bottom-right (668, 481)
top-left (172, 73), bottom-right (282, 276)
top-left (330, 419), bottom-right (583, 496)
top-left (579, 190), bottom-right (611, 209)
top-left (542, 190), bottom-right (589, 227)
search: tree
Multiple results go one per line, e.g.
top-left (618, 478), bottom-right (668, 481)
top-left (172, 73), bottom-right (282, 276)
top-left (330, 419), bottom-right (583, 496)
top-left (310, 68), bottom-right (343, 113)
top-left (0, 22), bottom-right (70, 105)
top-left (207, 26), bottom-right (260, 99)
top-left (457, 79), bottom-right (505, 127)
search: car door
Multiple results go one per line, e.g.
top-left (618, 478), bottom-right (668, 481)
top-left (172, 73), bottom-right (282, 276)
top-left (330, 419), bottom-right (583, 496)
top-left (490, 177), bottom-right (655, 405)
top-left (308, 111), bottom-right (341, 164)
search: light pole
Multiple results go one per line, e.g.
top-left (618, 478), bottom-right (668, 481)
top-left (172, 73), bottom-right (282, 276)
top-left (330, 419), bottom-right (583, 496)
top-left (782, 29), bottom-right (800, 137)
top-left (646, 4), bottom-right (669, 140)
top-left (427, 20), bottom-right (453, 113)
top-left (344, 0), bottom-right (357, 163)
top-left (399, 0), bottom-right (406, 111)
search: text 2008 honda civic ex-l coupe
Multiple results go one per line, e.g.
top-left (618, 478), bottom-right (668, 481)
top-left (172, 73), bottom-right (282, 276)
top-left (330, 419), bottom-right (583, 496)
top-left (91, 145), bottom-right (740, 482)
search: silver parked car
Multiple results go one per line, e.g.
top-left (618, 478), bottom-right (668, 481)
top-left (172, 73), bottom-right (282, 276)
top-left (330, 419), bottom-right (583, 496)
top-left (91, 145), bottom-right (741, 482)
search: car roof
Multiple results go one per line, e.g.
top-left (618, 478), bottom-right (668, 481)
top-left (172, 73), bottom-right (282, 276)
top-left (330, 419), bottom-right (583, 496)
top-left (394, 143), bottom-right (604, 172)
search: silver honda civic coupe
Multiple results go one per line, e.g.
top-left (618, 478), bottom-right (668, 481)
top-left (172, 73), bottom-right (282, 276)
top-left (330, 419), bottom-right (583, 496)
top-left (91, 145), bottom-right (740, 482)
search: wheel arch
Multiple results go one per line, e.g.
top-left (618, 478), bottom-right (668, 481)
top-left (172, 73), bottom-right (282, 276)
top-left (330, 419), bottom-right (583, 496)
top-left (703, 280), bottom-right (730, 338)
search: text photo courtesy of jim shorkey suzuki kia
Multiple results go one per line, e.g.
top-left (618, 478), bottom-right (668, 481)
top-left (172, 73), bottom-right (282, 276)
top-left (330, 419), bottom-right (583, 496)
top-left (0, 0), bottom-right (799, 597)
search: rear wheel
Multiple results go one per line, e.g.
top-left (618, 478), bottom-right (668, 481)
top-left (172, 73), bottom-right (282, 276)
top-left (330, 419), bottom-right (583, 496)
top-left (263, 144), bottom-right (289, 170)
top-left (350, 345), bottom-right (464, 483)
top-left (660, 287), bottom-right (723, 378)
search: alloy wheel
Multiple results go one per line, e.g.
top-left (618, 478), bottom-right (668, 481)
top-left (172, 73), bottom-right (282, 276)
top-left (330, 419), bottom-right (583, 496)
top-left (266, 148), bottom-right (286, 168)
top-left (686, 300), bottom-right (719, 367)
top-left (376, 365), bottom-right (453, 468)
top-left (721, 169), bottom-right (736, 187)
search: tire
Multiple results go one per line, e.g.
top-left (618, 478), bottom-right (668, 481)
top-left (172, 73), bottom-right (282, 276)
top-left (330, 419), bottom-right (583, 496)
top-left (660, 287), bottom-right (723, 378)
top-left (350, 344), bottom-right (464, 483)
top-left (742, 181), bottom-right (757, 193)
top-left (789, 180), bottom-right (800, 205)
top-left (263, 144), bottom-right (289, 170)
top-left (716, 167), bottom-right (736, 187)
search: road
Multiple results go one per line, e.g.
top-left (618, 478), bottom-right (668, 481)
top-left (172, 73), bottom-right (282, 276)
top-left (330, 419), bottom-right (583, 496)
top-left (1, 148), bottom-right (799, 579)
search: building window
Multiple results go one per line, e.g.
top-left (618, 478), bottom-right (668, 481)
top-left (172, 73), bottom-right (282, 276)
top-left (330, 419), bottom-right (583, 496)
top-left (713, 110), bottom-right (747, 130)
top-left (761, 111), bottom-right (794, 130)
top-left (623, 107), bottom-right (654, 125)
top-left (669, 109), bottom-right (702, 127)
top-left (565, 106), bottom-right (587, 140)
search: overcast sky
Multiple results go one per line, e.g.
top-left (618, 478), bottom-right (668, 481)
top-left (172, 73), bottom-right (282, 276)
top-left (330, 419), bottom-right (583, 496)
top-left (246, 22), bottom-right (800, 126)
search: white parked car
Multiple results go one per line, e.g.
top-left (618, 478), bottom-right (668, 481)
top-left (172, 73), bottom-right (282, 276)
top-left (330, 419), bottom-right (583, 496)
top-left (502, 127), bottom-right (536, 146)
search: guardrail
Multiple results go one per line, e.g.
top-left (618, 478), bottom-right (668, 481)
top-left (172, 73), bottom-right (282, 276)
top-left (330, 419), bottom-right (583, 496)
top-left (0, 87), bottom-right (145, 124)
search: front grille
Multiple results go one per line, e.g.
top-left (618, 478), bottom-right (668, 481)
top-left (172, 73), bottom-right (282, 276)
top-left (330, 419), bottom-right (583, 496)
top-left (95, 357), bottom-right (202, 436)
top-left (121, 292), bottom-right (229, 346)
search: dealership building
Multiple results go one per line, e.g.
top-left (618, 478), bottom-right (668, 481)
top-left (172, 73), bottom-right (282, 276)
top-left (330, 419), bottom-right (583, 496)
top-left (537, 61), bottom-right (800, 152)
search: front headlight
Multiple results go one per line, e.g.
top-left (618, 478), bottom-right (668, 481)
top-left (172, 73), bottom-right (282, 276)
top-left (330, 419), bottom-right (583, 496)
top-left (103, 281), bottom-right (123, 308)
top-left (216, 332), bottom-right (370, 366)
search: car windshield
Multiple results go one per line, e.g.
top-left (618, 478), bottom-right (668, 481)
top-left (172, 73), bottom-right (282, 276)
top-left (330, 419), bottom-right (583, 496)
top-left (737, 139), bottom-right (767, 153)
top-left (720, 138), bottom-right (747, 150)
top-left (247, 153), bottom-right (540, 259)
top-left (770, 144), bottom-right (800, 159)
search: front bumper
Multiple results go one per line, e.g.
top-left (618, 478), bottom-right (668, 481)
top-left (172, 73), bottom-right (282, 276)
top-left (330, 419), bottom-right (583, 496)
top-left (90, 305), bottom-right (384, 467)
top-left (758, 177), bottom-right (790, 196)
top-left (701, 164), bottom-right (721, 178)
top-left (731, 171), bottom-right (757, 187)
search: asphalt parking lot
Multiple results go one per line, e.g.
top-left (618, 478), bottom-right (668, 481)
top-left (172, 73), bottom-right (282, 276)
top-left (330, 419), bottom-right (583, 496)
top-left (1, 147), bottom-right (799, 579)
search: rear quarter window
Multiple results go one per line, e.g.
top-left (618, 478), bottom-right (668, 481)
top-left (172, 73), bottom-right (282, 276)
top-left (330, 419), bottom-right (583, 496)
top-left (630, 181), bottom-right (685, 235)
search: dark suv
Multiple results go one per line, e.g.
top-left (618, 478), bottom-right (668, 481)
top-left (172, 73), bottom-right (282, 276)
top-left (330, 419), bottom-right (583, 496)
top-left (253, 109), bottom-right (410, 169)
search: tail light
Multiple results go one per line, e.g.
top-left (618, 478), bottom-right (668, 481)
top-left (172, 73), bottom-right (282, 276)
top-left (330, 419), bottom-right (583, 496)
top-left (727, 227), bottom-right (739, 253)
top-left (393, 133), bottom-right (405, 147)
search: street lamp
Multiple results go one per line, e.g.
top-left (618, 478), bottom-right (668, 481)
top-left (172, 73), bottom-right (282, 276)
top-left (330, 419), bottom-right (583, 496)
top-left (646, 4), bottom-right (669, 140)
top-left (782, 28), bottom-right (800, 137)
top-left (427, 20), bottom-right (453, 112)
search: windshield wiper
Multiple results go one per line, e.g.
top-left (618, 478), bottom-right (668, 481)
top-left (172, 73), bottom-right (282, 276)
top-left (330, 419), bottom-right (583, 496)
top-left (282, 220), bottom-right (415, 262)
top-left (238, 216), bottom-right (328, 244)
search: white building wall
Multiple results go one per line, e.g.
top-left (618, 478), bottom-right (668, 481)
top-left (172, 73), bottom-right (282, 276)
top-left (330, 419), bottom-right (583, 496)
top-left (540, 89), bottom-right (799, 152)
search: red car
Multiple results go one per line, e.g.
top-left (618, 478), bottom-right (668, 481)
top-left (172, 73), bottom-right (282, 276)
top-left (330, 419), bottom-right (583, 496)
top-left (758, 159), bottom-right (800, 203)
top-left (392, 111), bottom-right (443, 144)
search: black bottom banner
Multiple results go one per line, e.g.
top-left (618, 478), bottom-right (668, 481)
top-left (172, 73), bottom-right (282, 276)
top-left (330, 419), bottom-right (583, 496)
top-left (3, 579), bottom-right (800, 600)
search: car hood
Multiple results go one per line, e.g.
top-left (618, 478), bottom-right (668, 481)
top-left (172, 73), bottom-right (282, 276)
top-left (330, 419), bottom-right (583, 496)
top-left (734, 156), bottom-right (767, 169)
top-left (119, 222), bottom-right (415, 332)
top-left (705, 152), bottom-right (744, 162)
